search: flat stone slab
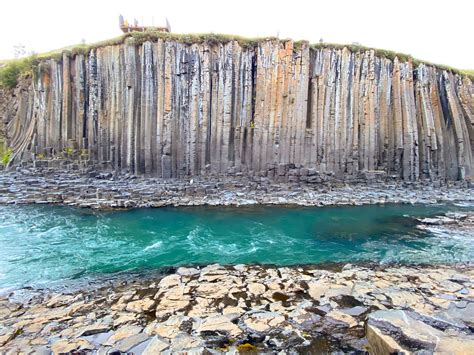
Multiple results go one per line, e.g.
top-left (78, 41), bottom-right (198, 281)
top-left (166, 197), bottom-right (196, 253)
top-left (0, 263), bottom-right (473, 353)
top-left (367, 309), bottom-right (474, 354)
top-left (0, 169), bottom-right (473, 210)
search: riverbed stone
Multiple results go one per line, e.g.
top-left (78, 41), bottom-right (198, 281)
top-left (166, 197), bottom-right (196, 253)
top-left (104, 325), bottom-right (143, 346)
top-left (158, 274), bottom-right (182, 289)
top-left (156, 299), bottom-right (190, 318)
top-left (367, 310), bottom-right (474, 354)
top-left (197, 315), bottom-right (242, 338)
top-left (142, 336), bottom-right (170, 354)
top-left (148, 315), bottom-right (189, 338)
top-left (177, 267), bottom-right (200, 277)
top-left (0, 331), bottom-right (14, 347)
top-left (196, 282), bottom-right (229, 299)
top-left (1, 264), bottom-right (474, 353)
top-left (435, 300), bottom-right (474, 328)
top-left (385, 290), bottom-right (424, 308)
top-left (125, 298), bottom-right (156, 313)
top-left (244, 312), bottom-right (285, 332)
top-left (77, 323), bottom-right (110, 336)
top-left (113, 313), bottom-right (138, 327)
top-left (308, 281), bottom-right (330, 300)
top-left (51, 339), bottom-right (93, 354)
top-left (170, 333), bottom-right (203, 352)
top-left (248, 283), bottom-right (266, 296)
top-left (115, 332), bottom-right (149, 352)
top-left (327, 310), bottom-right (358, 328)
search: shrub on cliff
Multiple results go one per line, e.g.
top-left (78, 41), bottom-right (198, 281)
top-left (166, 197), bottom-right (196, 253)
top-left (0, 57), bottom-right (36, 89)
top-left (0, 148), bottom-right (12, 166)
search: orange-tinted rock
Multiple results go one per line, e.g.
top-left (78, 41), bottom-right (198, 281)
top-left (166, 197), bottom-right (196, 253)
top-left (3, 39), bottom-right (473, 181)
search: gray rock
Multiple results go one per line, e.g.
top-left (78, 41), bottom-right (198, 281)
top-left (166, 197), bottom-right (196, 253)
top-left (341, 306), bottom-right (368, 317)
top-left (176, 267), bottom-right (200, 277)
top-left (115, 333), bottom-right (149, 352)
top-left (367, 310), bottom-right (474, 354)
top-left (435, 301), bottom-right (474, 328)
top-left (142, 336), bottom-right (169, 354)
top-left (170, 333), bottom-right (203, 352)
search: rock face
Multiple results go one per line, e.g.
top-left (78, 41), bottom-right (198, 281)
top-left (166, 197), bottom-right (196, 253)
top-left (2, 38), bottom-right (474, 181)
top-left (1, 264), bottom-right (473, 353)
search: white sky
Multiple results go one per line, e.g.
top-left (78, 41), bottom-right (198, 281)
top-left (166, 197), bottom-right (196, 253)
top-left (1, 0), bottom-right (472, 69)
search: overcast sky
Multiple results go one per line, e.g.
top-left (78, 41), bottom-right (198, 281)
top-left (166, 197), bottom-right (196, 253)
top-left (1, 0), bottom-right (472, 69)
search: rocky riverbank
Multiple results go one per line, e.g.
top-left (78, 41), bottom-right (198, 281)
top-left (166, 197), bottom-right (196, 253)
top-left (0, 168), bottom-right (473, 209)
top-left (0, 263), bottom-right (473, 354)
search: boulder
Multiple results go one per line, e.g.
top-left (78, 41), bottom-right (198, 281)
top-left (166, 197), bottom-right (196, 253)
top-left (367, 310), bottom-right (474, 354)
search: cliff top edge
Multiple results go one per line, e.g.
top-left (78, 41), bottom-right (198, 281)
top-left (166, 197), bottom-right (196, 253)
top-left (1, 31), bottom-right (473, 89)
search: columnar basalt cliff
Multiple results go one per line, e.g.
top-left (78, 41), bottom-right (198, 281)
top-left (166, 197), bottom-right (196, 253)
top-left (2, 37), bottom-right (474, 181)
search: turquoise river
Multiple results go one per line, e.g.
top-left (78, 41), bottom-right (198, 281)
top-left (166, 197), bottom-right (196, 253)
top-left (0, 203), bottom-right (473, 290)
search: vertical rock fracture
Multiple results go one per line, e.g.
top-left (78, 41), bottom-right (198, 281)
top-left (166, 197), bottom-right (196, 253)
top-left (3, 38), bottom-right (474, 181)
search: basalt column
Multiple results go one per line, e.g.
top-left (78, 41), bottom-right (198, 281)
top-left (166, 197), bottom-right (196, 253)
top-left (3, 39), bottom-right (474, 181)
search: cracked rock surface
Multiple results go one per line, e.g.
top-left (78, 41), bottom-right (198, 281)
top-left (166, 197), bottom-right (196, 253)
top-left (3, 39), bottom-right (473, 182)
top-left (1, 263), bottom-right (473, 354)
top-left (0, 169), bottom-right (473, 210)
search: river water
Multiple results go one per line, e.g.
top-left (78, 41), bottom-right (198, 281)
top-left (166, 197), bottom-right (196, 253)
top-left (0, 203), bottom-right (473, 290)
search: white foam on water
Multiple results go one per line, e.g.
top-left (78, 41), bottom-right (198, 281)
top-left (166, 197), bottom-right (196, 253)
top-left (184, 224), bottom-right (267, 256)
top-left (144, 241), bottom-right (163, 251)
top-left (421, 225), bottom-right (472, 241)
top-left (453, 202), bottom-right (474, 208)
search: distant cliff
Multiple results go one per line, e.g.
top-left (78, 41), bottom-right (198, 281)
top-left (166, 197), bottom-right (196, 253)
top-left (1, 35), bottom-right (473, 181)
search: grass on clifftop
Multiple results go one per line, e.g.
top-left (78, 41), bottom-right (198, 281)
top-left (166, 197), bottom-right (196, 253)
top-left (461, 69), bottom-right (474, 77)
top-left (1, 31), bottom-right (473, 89)
top-left (312, 42), bottom-right (474, 77)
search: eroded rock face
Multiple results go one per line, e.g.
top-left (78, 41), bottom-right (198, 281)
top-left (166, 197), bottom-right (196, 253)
top-left (2, 39), bottom-right (473, 181)
top-left (1, 264), bottom-right (473, 353)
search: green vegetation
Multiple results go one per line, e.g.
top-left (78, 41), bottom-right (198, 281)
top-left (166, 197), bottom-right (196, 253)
top-left (64, 147), bottom-right (75, 156)
top-left (312, 42), bottom-right (412, 62)
top-left (1, 148), bottom-right (12, 166)
top-left (312, 42), bottom-right (473, 79)
top-left (88, 31), bottom-right (274, 49)
top-left (0, 56), bottom-right (37, 89)
top-left (461, 69), bottom-right (474, 77)
top-left (1, 31), bottom-right (473, 89)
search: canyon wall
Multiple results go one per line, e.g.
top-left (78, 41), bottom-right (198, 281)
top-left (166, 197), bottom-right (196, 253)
top-left (2, 38), bottom-right (474, 181)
